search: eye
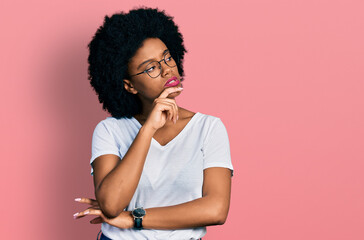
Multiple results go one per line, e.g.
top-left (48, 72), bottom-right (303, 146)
top-left (146, 66), bottom-right (155, 72)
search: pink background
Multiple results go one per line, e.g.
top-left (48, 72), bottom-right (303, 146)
top-left (1, 0), bottom-right (363, 239)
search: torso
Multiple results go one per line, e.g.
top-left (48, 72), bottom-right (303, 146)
top-left (133, 107), bottom-right (196, 146)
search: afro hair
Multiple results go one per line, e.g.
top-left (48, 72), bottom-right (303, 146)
top-left (87, 7), bottom-right (187, 119)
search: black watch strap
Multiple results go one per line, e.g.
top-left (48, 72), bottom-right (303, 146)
top-left (134, 217), bottom-right (143, 229)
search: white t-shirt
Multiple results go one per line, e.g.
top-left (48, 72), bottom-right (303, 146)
top-left (90, 112), bottom-right (234, 240)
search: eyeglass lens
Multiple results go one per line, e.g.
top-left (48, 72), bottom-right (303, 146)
top-left (144, 52), bottom-right (177, 78)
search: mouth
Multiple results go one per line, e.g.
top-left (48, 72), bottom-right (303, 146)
top-left (164, 76), bottom-right (180, 87)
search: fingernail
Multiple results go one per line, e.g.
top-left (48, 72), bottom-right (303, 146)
top-left (177, 87), bottom-right (183, 90)
top-left (73, 212), bottom-right (79, 219)
top-left (74, 198), bottom-right (81, 202)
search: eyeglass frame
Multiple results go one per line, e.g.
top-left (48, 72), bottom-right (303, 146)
top-left (128, 51), bottom-right (178, 78)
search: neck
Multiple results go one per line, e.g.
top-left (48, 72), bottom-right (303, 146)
top-left (136, 97), bottom-right (154, 120)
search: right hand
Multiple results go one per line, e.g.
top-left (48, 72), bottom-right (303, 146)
top-left (74, 197), bottom-right (134, 229)
top-left (144, 86), bottom-right (183, 131)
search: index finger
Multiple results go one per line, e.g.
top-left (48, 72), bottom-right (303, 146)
top-left (75, 197), bottom-right (98, 205)
top-left (159, 86), bottom-right (183, 99)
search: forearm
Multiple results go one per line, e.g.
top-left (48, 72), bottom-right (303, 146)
top-left (96, 125), bottom-right (155, 218)
top-left (141, 195), bottom-right (230, 230)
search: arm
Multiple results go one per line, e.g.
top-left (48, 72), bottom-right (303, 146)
top-left (124, 118), bottom-right (233, 229)
top-left (141, 167), bottom-right (232, 229)
top-left (92, 87), bottom-right (182, 218)
top-left (77, 116), bottom-right (233, 228)
top-left (75, 164), bottom-right (232, 228)
top-left (92, 125), bottom-right (155, 218)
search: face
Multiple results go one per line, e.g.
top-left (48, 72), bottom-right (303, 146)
top-left (123, 38), bottom-right (182, 102)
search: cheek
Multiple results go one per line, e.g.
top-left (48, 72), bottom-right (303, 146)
top-left (174, 67), bottom-right (181, 77)
top-left (135, 81), bottom-right (162, 99)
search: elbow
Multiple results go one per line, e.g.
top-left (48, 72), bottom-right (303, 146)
top-left (99, 201), bottom-right (123, 219)
top-left (213, 211), bottom-right (228, 225)
top-left (96, 190), bottom-right (126, 219)
top-left (209, 200), bottom-right (229, 225)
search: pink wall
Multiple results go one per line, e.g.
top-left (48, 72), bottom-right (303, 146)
top-left (1, 0), bottom-right (363, 239)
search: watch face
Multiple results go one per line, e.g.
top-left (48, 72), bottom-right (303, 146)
top-left (133, 208), bottom-right (146, 218)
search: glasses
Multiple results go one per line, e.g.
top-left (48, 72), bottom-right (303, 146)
top-left (129, 51), bottom-right (177, 78)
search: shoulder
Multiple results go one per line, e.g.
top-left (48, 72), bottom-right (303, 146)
top-left (94, 117), bottom-right (115, 130)
top-left (93, 116), bottom-right (134, 133)
top-left (195, 113), bottom-right (229, 143)
top-left (182, 110), bottom-right (227, 143)
top-left (195, 112), bottom-right (224, 128)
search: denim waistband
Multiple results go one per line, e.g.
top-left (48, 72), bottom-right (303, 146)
top-left (98, 231), bottom-right (111, 240)
top-left (97, 230), bottom-right (202, 240)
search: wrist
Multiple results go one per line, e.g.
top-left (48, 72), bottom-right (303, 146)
top-left (131, 207), bottom-right (146, 230)
top-left (139, 124), bottom-right (156, 137)
top-left (127, 211), bottom-right (134, 229)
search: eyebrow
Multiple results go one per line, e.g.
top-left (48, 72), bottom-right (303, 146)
top-left (137, 49), bottom-right (169, 70)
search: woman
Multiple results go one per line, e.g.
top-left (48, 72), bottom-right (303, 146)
top-left (74, 7), bottom-right (234, 240)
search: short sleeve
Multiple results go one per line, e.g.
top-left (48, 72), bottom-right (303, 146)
top-left (89, 121), bottom-right (120, 176)
top-left (202, 118), bottom-right (234, 176)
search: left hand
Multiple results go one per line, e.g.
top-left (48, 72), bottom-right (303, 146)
top-left (73, 197), bottom-right (134, 229)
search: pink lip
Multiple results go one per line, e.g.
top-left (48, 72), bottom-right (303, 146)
top-left (164, 76), bottom-right (180, 87)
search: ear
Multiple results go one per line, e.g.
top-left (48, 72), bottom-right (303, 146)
top-left (123, 79), bottom-right (138, 94)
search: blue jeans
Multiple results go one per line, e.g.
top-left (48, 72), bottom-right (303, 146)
top-left (98, 230), bottom-right (112, 240)
top-left (97, 230), bottom-right (202, 240)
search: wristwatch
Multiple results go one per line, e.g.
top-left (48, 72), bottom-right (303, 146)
top-left (131, 207), bottom-right (146, 230)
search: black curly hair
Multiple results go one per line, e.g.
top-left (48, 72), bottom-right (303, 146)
top-left (87, 7), bottom-right (187, 119)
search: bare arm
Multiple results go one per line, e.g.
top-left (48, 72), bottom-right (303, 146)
top-left (141, 167), bottom-right (232, 229)
top-left (76, 167), bottom-right (232, 228)
top-left (92, 125), bottom-right (155, 218)
top-left (92, 87), bottom-right (182, 218)
top-left (76, 159), bottom-right (231, 229)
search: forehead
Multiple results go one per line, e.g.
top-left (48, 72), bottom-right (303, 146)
top-left (131, 38), bottom-right (168, 63)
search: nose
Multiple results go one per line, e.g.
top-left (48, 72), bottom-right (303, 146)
top-left (160, 61), bottom-right (172, 77)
